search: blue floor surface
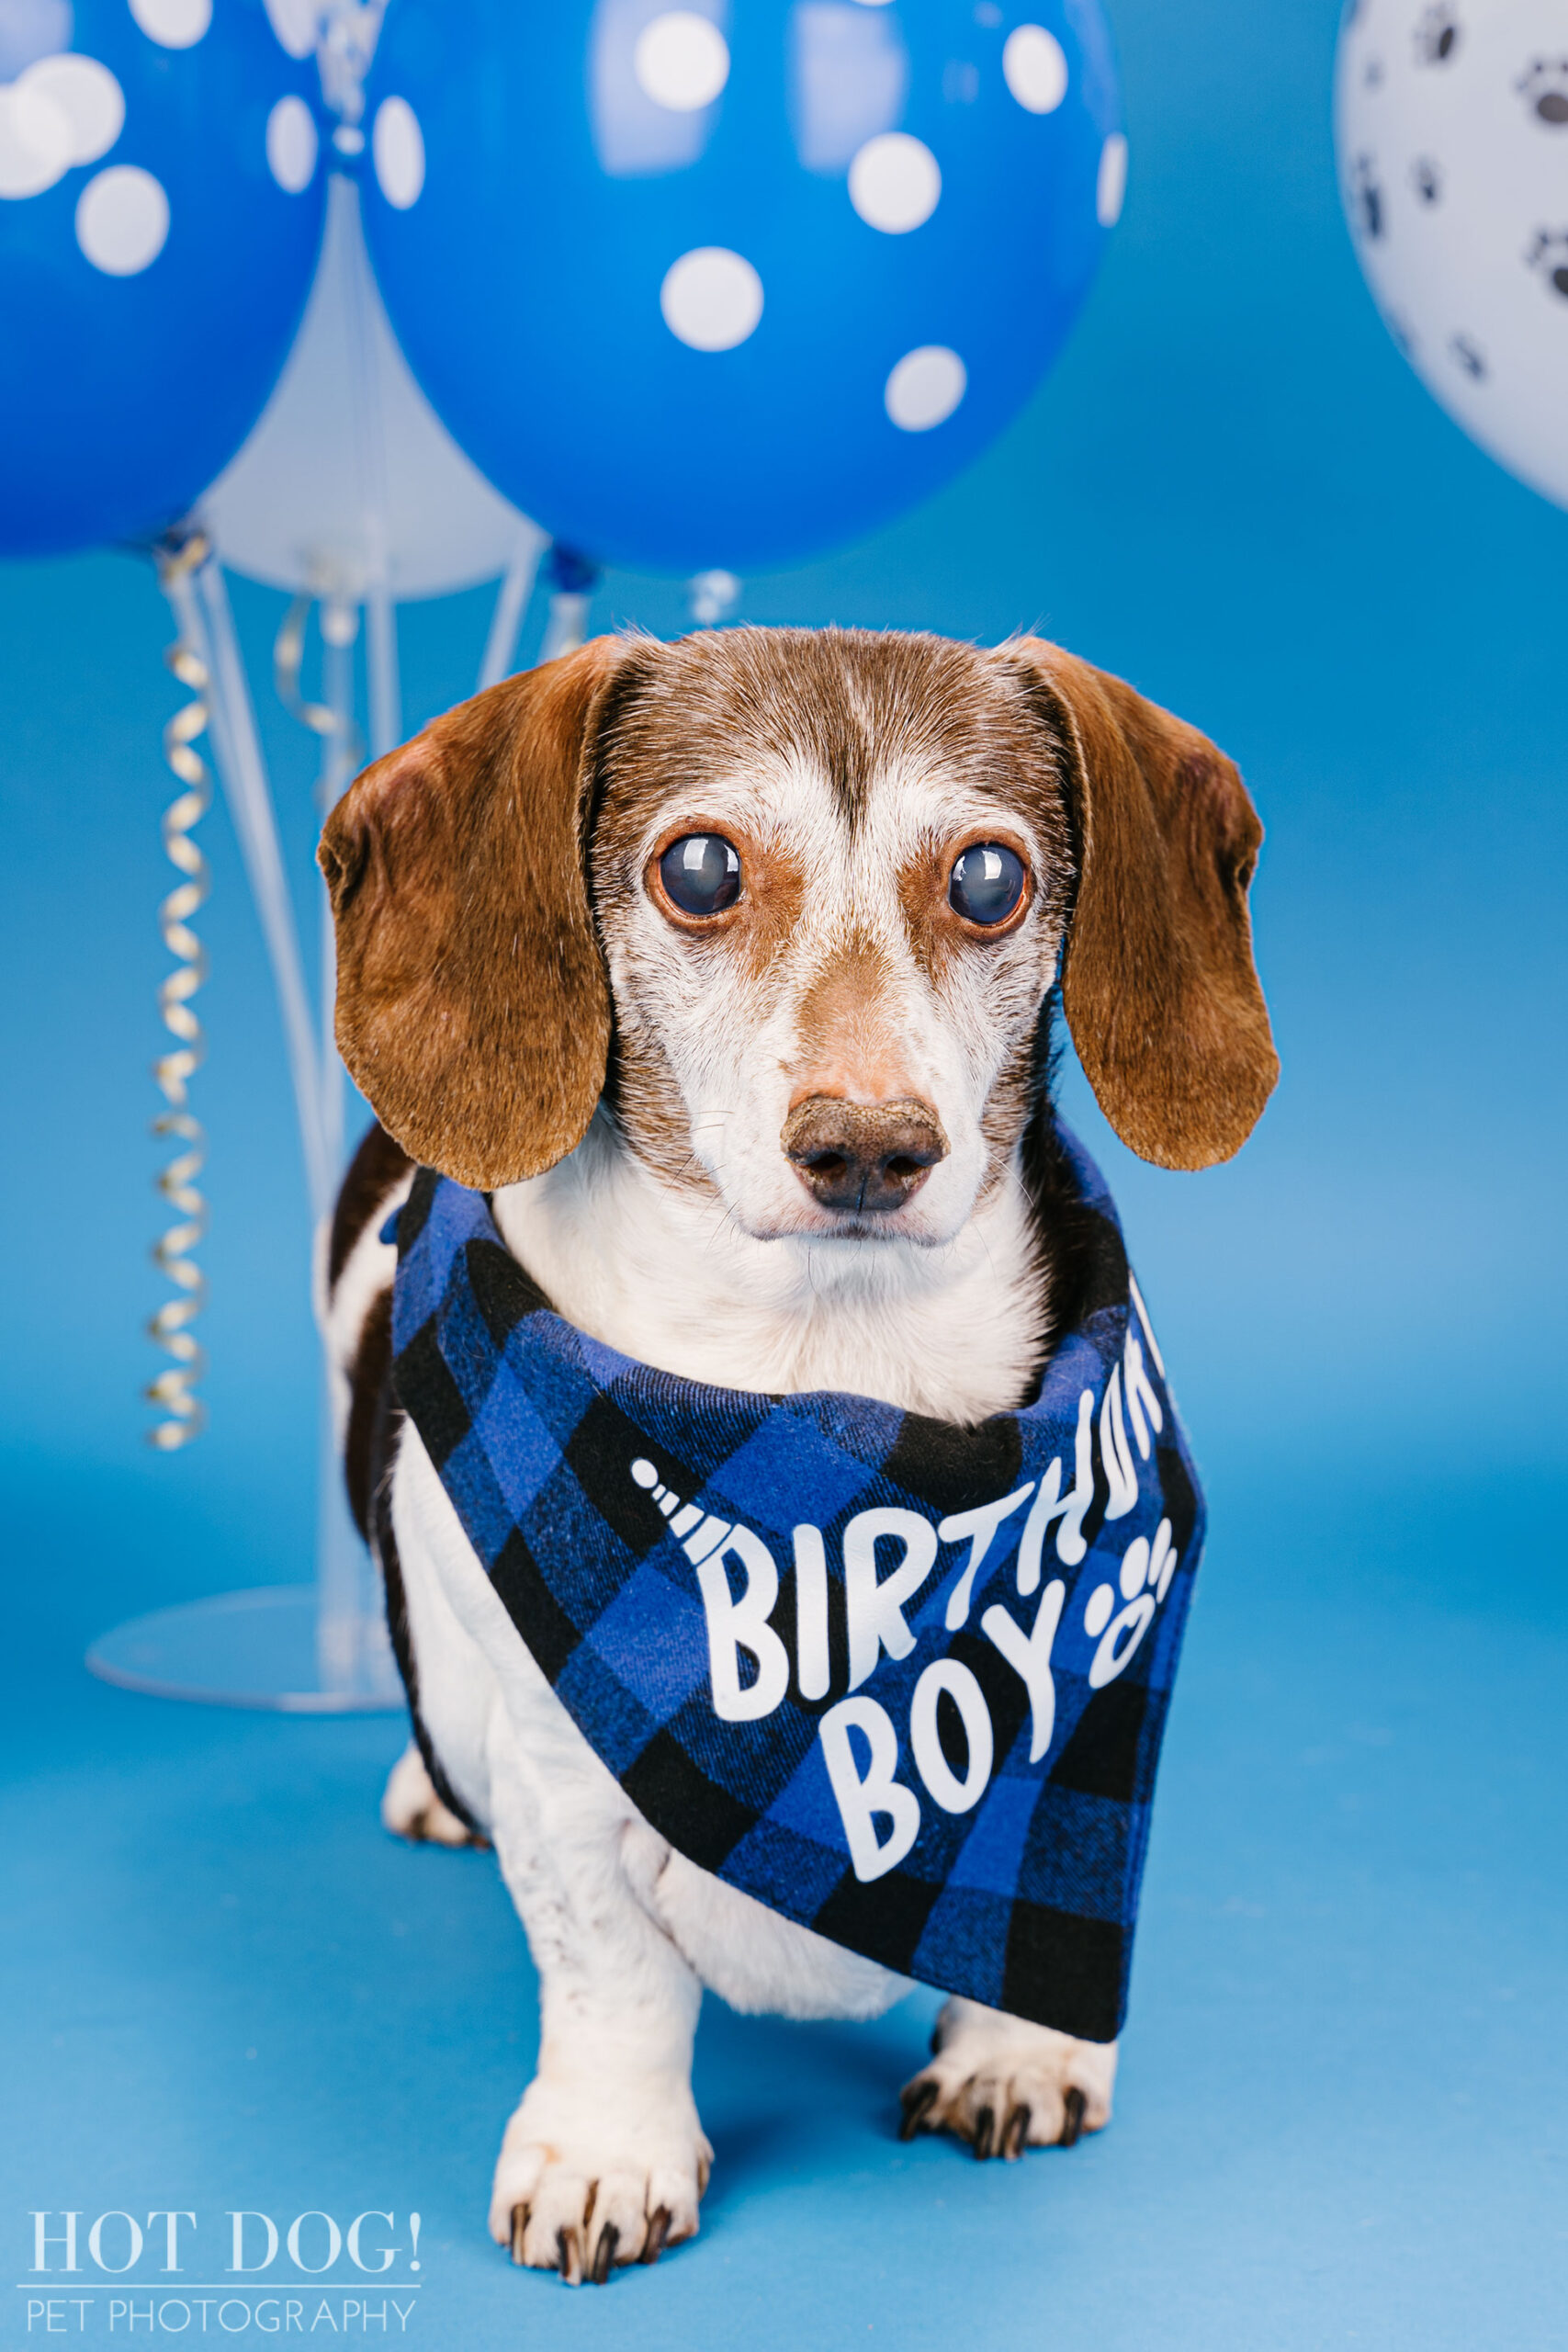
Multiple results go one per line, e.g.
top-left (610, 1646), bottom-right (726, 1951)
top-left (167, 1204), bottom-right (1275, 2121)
top-left (6, 1457), bottom-right (1563, 2351)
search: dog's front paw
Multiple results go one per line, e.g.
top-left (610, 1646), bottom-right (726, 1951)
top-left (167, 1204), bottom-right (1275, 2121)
top-left (380, 1741), bottom-right (484, 1849)
top-left (897, 1997), bottom-right (1117, 2159)
top-left (488, 2076), bottom-right (712, 2282)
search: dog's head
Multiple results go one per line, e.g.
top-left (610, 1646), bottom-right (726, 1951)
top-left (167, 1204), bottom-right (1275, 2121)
top-left (319, 629), bottom-right (1276, 1242)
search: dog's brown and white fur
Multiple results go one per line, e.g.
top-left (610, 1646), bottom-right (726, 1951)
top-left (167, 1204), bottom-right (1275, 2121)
top-left (318, 628), bottom-right (1276, 2285)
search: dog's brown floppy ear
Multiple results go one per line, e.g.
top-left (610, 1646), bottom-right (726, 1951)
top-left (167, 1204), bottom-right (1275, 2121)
top-left (318, 637), bottom-right (629, 1190)
top-left (1002, 638), bottom-right (1279, 1170)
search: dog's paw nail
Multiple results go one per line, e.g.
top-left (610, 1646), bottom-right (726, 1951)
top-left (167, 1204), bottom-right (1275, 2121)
top-left (1004, 2104), bottom-right (1032, 2160)
top-left (973, 2104), bottom-right (996, 2161)
top-left (1059, 2087), bottom-right (1087, 2148)
top-left (898, 2080), bottom-right (939, 2142)
top-left (641, 2207), bottom-right (671, 2266)
top-left (695, 2151), bottom-right (711, 2196)
top-left (508, 2204), bottom-right (528, 2266)
top-left (929, 2022), bottom-right (943, 2056)
top-left (556, 2225), bottom-right (582, 2286)
top-left (590, 2223), bottom-right (618, 2286)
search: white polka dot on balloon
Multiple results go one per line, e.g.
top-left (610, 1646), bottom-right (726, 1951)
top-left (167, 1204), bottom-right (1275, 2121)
top-left (265, 93), bottom-right (317, 193)
top-left (262, 0), bottom-right (318, 59)
top-left (19, 54), bottom-right (124, 165)
top-left (1096, 131), bottom-right (1127, 226)
top-left (0, 82), bottom-right (73, 198)
top-left (660, 245), bottom-right (762, 350)
top-left (1002, 24), bottom-right (1068, 114)
top-left (884, 344), bottom-right (966, 430)
top-left (373, 96), bottom-right (425, 209)
top-left (129, 0), bottom-right (211, 49)
top-left (76, 162), bottom-right (169, 273)
top-left (848, 131), bottom-right (941, 233)
top-left (633, 11), bottom-right (729, 112)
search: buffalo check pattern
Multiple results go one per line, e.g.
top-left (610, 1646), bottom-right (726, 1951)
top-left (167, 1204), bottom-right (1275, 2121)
top-left (390, 1128), bottom-right (1203, 2043)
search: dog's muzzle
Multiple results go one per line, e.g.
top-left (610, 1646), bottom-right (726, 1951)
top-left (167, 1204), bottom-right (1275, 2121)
top-left (781, 1096), bottom-right (949, 1216)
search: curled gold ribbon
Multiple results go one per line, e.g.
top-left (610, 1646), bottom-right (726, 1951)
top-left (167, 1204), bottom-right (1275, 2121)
top-left (146, 530), bottom-right (213, 1449)
top-left (274, 591), bottom-right (337, 745)
top-left (274, 592), bottom-right (362, 775)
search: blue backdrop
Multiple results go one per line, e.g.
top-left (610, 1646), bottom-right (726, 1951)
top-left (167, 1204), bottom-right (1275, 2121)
top-left (2, 0), bottom-right (1563, 2346)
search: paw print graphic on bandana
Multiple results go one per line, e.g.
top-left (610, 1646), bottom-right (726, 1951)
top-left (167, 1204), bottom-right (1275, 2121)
top-left (1079, 1519), bottom-right (1178, 1690)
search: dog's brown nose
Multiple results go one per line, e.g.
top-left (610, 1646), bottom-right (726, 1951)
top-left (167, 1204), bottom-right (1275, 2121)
top-left (782, 1096), bottom-right (948, 1215)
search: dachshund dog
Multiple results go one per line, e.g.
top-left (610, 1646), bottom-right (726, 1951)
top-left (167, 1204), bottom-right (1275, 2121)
top-left (319, 628), bottom-right (1275, 2283)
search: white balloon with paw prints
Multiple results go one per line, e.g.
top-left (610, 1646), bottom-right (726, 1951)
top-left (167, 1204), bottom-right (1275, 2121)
top-left (1336, 0), bottom-right (1568, 511)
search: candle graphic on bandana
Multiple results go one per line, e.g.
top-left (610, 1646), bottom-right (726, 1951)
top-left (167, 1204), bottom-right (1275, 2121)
top-left (631, 1456), bottom-right (731, 1559)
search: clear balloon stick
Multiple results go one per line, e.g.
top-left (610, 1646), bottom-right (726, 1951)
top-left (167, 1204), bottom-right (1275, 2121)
top-left (339, 169), bottom-right (401, 760)
top-left (169, 552), bottom-right (333, 1222)
top-left (315, 599), bottom-right (362, 1181)
top-left (364, 585), bottom-right (400, 758)
top-left (540, 587), bottom-right (592, 662)
top-left (478, 532), bottom-right (545, 691)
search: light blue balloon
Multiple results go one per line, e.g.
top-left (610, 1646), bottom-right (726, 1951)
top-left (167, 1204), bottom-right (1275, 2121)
top-left (0, 0), bottom-right (326, 558)
top-left (362, 0), bottom-right (1124, 575)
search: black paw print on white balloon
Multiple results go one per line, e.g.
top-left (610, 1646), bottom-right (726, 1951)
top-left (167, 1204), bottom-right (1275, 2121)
top-left (1410, 154), bottom-right (1442, 204)
top-left (1527, 229), bottom-right (1568, 300)
top-left (1518, 58), bottom-right (1568, 128)
top-left (1414, 5), bottom-right (1461, 66)
top-left (1352, 153), bottom-right (1384, 240)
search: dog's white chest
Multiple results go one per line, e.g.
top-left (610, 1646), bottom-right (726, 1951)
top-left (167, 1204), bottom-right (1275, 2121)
top-left (491, 1120), bottom-right (1052, 1424)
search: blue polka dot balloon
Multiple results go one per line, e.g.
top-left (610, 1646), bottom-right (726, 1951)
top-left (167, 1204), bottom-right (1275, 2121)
top-left (361, 0), bottom-right (1125, 574)
top-left (0, 0), bottom-right (325, 558)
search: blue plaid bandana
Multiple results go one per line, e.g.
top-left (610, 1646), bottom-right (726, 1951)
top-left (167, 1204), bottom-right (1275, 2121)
top-left (390, 1128), bottom-right (1203, 2044)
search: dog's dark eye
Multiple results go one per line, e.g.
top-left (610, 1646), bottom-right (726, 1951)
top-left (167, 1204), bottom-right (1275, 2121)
top-left (660, 834), bottom-right (741, 917)
top-left (949, 843), bottom-right (1026, 926)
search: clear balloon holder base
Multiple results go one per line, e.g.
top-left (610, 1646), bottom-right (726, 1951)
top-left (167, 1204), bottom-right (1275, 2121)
top-left (86, 1404), bottom-right (404, 1715)
top-left (85, 1585), bottom-right (401, 1713)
